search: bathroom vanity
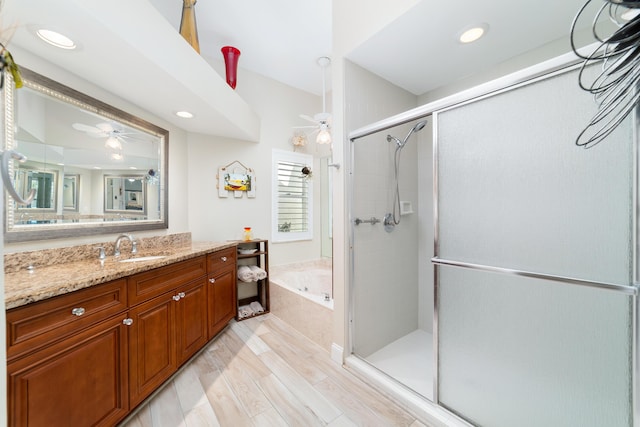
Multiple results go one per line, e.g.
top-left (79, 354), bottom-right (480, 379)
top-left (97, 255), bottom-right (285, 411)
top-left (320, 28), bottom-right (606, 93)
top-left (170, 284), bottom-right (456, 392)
top-left (4, 238), bottom-right (236, 426)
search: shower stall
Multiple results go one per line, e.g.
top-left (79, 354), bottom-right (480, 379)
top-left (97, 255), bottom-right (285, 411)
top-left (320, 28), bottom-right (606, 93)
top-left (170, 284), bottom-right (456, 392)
top-left (349, 117), bottom-right (434, 400)
top-left (347, 50), bottom-right (639, 427)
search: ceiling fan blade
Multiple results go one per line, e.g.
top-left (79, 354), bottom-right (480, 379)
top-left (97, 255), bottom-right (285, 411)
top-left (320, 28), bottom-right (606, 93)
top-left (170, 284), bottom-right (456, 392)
top-left (314, 112), bottom-right (331, 122)
top-left (72, 122), bottom-right (101, 133)
top-left (95, 122), bottom-right (116, 132)
top-left (293, 125), bottom-right (317, 129)
top-left (299, 114), bottom-right (318, 124)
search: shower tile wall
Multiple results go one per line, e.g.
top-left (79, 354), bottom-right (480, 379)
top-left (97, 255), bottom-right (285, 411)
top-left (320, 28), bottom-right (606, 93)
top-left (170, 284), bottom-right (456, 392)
top-left (345, 60), bottom-right (429, 357)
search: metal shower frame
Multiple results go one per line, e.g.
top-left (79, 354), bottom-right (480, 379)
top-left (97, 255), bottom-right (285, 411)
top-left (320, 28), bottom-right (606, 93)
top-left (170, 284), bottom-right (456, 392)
top-left (346, 43), bottom-right (640, 425)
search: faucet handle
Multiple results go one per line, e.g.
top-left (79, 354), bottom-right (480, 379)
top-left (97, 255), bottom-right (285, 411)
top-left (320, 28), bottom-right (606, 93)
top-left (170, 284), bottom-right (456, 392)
top-left (132, 241), bottom-right (138, 254)
top-left (97, 246), bottom-right (106, 260)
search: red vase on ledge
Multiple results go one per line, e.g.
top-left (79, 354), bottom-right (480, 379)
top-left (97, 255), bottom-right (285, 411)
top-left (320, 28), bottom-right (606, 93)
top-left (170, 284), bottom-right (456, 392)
top-left (221, 46), bottom-right (241, 89)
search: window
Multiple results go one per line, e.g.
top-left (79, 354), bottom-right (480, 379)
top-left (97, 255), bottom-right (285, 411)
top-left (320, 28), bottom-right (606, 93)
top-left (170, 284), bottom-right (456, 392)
top-left (272, 149), bottom-right (313, 242)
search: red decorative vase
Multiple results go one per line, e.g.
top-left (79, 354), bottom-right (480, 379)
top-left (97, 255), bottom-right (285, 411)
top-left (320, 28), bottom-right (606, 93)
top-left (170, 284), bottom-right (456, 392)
top-left (221, 46), bottom-right (241, 89)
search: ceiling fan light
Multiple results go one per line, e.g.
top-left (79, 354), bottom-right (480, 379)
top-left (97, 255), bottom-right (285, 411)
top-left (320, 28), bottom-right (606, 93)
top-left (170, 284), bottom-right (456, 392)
top-left (316, 129), bottom-right (332, 145)
top-left (105, 136), bottom-right (122, 150)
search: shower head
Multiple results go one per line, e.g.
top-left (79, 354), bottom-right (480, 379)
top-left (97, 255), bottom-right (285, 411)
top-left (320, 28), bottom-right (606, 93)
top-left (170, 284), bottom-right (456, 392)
top-left (413, 120), bottom-right (427, 133)
top-left (387, 120), bottom-right (428, 148)
top-left (399, 120), bottom-right (428, 148)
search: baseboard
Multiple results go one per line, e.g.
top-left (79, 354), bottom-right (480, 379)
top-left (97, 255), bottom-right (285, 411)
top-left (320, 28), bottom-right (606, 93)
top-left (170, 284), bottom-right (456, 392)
top-left (330, 343), bottom-right (343, 365)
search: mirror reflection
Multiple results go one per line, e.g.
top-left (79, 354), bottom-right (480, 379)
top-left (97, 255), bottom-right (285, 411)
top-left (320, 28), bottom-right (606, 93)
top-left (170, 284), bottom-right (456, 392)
top-left (15, 165), bottom-right (57, 211)
top-left (63, 174), bottom-right (79, 211)
top-left (3, 68), bottom-right (168, 242)
top-left (104, 175), bottom-right (146, 215)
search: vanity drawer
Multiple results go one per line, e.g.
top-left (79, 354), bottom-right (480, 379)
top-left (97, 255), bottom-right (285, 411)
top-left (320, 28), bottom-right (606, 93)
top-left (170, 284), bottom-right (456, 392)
top-left (6, 278), bottom-right (127, 361)
top-left (207, 247), bottom-right (236, 273)
top-left (128, 256), bottom-right (207, 305)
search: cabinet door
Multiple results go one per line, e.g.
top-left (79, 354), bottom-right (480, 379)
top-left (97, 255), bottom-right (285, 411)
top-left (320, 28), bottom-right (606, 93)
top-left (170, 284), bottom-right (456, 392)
top-left (207, 268), bottom-right (236, 338)
top-left (7, 314), bottom-right (129, 427)
top-left (128, 294), bottom-right (176, 407)
top-left (176, 278), bottom-right (208, 365)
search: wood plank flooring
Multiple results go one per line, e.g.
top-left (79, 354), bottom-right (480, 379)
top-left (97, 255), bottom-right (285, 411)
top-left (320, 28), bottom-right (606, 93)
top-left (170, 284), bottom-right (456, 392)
top-left (120, 314), bottom-right (430, 427)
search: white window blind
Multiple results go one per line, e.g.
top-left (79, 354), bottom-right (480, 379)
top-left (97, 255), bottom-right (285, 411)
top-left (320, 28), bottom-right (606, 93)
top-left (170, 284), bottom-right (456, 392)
top-left (272, 150), bottom-right (313, 242)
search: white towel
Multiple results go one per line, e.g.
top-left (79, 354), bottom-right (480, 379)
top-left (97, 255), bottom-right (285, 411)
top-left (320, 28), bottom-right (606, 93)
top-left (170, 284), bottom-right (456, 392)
top-left (249, 301), bottom-right (264, 314)
top-left (238, 305), bottom-right (254, 319)
top-left (237, 265), bottom-right (255, 282)
top-left (248, 265), bottom-right (267, 280)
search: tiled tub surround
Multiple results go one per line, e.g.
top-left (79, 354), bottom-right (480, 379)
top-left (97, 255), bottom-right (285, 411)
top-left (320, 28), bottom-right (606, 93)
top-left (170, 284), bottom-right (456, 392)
top-left (4, 232), bottom-right (235, 309)
top-left (269, 258), bottom-right (333, 351)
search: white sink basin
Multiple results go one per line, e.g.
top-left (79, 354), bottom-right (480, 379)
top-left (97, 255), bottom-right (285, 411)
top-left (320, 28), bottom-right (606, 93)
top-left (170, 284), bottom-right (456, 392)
top-left (119, 255), bottom-right (167, 263)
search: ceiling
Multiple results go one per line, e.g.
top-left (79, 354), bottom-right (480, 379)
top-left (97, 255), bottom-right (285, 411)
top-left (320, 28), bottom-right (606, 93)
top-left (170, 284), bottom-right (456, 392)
top-left (148, 0), bottom-right (332, 96)
top-left (348, 0), bottom-right (596, 95)
top-left (0, 0), bottom-right (605, 137)
top-left (147, 0), bottom-right (597, 96)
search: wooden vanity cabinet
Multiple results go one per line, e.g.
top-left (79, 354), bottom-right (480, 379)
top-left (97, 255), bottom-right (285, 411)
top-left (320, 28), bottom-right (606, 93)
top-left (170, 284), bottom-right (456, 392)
top-left (6, 249), bottom-right (236, 425)
top-left (206, 247), bottom-right (237, 338)
top-left (127, 256), bottom-right (209, 407)
top-left (6, 280), bottom-right (129, 427)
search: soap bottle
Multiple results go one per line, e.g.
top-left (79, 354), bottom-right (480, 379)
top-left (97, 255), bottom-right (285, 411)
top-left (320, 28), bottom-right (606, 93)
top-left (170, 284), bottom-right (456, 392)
top-left (243, 227), bottom-right (253, 241)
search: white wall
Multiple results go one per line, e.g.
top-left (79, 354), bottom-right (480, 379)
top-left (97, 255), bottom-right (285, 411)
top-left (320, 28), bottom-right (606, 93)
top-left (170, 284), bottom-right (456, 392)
top-left (186, 59), bottom-right (327, 266)
top-left (4, 48), bottom-right (331, 270)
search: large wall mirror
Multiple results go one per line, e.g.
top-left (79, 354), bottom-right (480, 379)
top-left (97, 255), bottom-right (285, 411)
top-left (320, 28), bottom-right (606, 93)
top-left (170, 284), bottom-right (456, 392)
top-left (2, 68), bottom-right (168, 242)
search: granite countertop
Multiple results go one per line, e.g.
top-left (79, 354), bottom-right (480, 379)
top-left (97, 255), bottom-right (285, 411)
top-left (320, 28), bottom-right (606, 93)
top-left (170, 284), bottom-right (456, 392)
top-left (5, 241), bottom-right (237, 310)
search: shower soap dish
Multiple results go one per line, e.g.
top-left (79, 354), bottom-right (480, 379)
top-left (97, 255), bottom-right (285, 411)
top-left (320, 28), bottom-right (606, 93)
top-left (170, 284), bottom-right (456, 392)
top-left (400, 201), bottom-right (413, 215)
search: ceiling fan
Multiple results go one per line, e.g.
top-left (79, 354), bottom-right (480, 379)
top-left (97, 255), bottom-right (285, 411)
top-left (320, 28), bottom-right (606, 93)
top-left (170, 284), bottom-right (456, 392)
top-left (71, 121), bottom-right (137, 151)
top-left (293, 56), bottom-right (332, 147)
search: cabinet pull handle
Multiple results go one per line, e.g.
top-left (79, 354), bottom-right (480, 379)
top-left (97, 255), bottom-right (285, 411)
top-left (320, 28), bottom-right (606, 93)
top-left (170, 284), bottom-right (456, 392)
top-left (209, 278), bottom-right (216, 284)
top-left (173, 295), bottom-right (181, 301)
top-left (71, 307), bottom-right (85, 316)
top-left (221, 256), bottom-right (228, 262)
top-left (122, 318), bottom-right (133, 326)
top-left (178, 292), bottom-right (185, 298)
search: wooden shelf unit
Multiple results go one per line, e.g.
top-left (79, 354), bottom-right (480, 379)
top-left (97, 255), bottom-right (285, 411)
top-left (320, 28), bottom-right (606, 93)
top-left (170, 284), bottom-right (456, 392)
top-left (236, 239), bottom-right (270, 320)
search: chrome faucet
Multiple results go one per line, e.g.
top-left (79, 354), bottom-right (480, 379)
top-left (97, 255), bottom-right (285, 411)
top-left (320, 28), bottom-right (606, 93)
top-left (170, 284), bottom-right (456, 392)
top-left (114, 234), bottom-right (137, 257)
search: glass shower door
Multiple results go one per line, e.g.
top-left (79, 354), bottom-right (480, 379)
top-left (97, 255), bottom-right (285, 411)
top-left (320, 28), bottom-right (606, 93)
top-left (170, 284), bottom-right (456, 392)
top-left (435, 64), bottom-right (636, 426)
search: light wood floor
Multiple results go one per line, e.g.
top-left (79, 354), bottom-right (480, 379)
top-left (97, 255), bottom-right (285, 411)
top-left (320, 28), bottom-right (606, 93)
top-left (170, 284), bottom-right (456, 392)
top-left (120, 314), bottom-right (430, 427)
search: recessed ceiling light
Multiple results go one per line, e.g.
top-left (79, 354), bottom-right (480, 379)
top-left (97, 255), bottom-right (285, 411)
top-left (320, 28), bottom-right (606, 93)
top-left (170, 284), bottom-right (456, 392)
top-left (458, 24), bottom-right (489, 44)
top-left (36, 29), bottom-right (76, 50)
top-left (175, 111), bottom-right (194, 119)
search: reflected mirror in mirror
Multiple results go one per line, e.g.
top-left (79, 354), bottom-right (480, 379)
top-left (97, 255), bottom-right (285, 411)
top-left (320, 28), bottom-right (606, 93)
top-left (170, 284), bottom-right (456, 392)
top-left (104, 175), bottom-right (148, 216)
top-left (3, 68), bottom-right (168, 242)
top-left (15, 165), bottom-right (57, 211)
top-left (63, 174), bottom-right (79, 211)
